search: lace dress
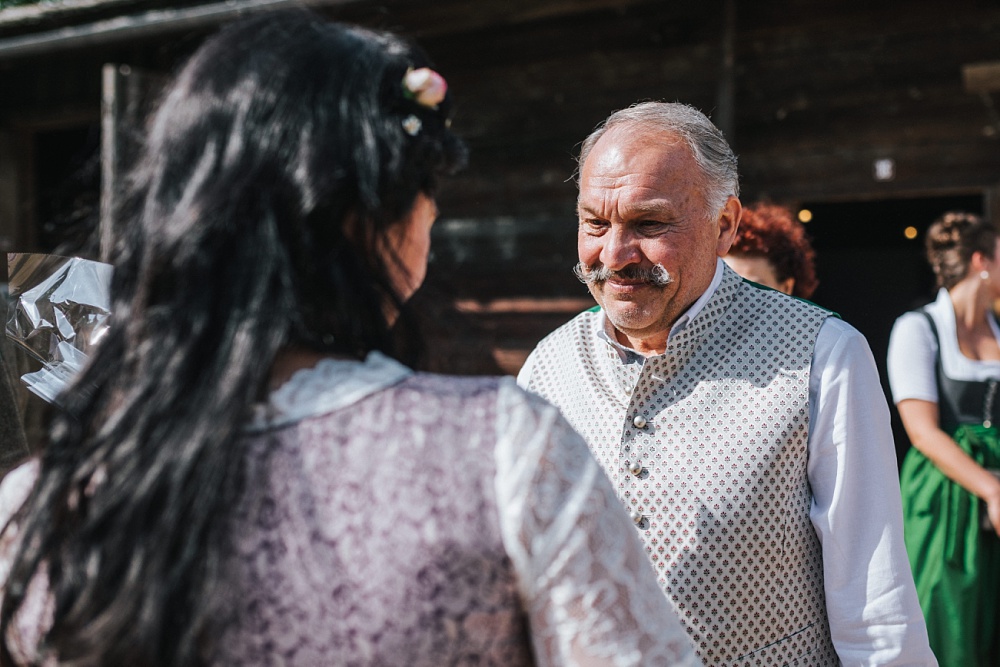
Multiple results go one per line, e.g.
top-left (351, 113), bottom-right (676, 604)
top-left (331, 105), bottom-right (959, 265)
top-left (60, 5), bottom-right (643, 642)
top-left (0, 353), bottom-right (698, 666)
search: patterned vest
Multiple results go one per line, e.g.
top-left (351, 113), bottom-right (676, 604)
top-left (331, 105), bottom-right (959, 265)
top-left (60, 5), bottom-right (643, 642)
top-left (521, 266), bottom-right (838, 666)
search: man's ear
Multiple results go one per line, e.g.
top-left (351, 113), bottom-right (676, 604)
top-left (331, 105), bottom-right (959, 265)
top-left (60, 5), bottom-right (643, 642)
top-left (716, 196), bottom-right (742, 257)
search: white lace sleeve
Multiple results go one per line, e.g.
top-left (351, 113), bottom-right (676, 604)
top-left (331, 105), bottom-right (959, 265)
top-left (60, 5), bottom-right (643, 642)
top-left (0, 460), bottom-right (39, 583)
top-left (493, 379), bottom-right (700, 667)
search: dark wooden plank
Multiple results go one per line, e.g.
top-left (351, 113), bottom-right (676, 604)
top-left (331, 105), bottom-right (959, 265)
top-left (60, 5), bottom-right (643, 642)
top-left (964, 62), bottom-right (1000, 93)
top-left (100, 63), bottom-right (167, 260)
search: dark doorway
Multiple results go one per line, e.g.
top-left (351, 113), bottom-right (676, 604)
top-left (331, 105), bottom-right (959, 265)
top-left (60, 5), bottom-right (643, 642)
top-left (33, 123), bottom-right (101, 256)
top-left (800, 194), bottom-right (985, 466)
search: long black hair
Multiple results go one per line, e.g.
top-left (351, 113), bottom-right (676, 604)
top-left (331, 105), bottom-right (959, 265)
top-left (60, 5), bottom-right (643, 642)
top-left (0, 10), bottom-right (465, 666)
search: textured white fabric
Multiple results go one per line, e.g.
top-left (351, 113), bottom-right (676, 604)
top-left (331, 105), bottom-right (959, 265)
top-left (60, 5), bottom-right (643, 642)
top-left (887, 288), bottom-right (1000, 404)
top-left (246, 351), bottom-right (413, 430)
top-left (519, 261), bottom-right (935, 666)
top-left (807, 317), bottom-right (933, 666)
top-left (0, 460), bottom-right (37, 585)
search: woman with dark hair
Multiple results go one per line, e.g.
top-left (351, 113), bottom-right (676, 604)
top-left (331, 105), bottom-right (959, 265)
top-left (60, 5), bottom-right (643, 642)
top-left (887, 211), bottom-right (1000, 666)
top-left (723, 202), bottom-right (818, 299)
top-left (0, 11), bottom-right (697, 667)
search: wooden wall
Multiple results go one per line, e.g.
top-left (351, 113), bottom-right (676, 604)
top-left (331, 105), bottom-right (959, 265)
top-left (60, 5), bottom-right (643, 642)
top-left (736, 2), bottom-right (1000, 201)
top-left (344, 0), bottom-right (1000, 373)
top-left (1, 0), bottom-right (1000, 379)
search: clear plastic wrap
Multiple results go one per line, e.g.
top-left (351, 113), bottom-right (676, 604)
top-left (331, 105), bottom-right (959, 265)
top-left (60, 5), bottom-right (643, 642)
top-left (5, 253), bottom-right (112, 403)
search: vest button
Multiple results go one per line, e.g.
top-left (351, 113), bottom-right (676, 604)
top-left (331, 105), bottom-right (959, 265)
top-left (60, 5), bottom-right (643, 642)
top-left (629, 460), bottom-right (642, 475)
top-left (633, 415), bottom-right (647, 428)
top-left (630, 509), bottom-right (643, 524)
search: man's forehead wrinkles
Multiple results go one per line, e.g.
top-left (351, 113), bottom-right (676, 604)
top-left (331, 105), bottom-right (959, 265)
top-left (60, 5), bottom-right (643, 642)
top-left (622, 200), bottom-right (673, 214)
top-left (577, 200), bottom-right (674, 219)
top-left (586, 173), bottom-right (651, 187)
top-left (579, 192), bottom-right (675, 214)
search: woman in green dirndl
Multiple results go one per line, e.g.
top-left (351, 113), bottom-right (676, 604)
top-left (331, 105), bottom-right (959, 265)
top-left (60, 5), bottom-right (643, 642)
top-left (888, 211), bottom-right (1000, 666)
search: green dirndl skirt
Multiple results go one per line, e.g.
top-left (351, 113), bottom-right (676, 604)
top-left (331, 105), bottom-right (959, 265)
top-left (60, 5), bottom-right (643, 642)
top-left (900, 423), bottom-right (1000, 667)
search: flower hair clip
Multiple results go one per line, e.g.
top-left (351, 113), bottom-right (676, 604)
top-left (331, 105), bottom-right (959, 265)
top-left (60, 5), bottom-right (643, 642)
top-left (402, 115), bottom-right (422, 136)
top-left (400, 68), bottom-right (449, 136)
top-left (403, 67), bottom-right (448, 109)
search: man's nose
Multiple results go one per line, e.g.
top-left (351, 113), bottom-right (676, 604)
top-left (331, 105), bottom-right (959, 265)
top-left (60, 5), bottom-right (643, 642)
top-left (600, 227), bottom-right (642, 270)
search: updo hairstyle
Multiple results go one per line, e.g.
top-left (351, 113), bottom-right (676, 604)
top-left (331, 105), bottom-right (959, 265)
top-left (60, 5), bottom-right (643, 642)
top-left (925, 212), bottom-right (997, 289)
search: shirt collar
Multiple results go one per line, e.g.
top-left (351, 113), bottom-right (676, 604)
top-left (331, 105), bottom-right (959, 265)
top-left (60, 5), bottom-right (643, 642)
top-left (596, 258), bottom-right (727, 361)
top-left (246, 351), bottom-right (413, 431)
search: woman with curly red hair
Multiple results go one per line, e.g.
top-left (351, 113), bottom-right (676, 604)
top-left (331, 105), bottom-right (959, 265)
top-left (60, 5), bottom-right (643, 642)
top-left (724, 202), bottom-right (818, 299)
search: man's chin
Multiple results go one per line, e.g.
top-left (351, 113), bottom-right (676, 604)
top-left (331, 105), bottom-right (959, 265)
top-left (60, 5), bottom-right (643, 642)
top-left (601, 305), bottom-right (656, 334)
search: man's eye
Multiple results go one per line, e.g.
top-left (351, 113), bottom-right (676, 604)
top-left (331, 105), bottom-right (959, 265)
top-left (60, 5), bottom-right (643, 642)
top-left (640, 220), bottom-right (674, 233)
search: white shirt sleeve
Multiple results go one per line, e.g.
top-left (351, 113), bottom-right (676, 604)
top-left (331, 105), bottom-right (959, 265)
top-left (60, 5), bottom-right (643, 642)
top-left (886, 311), bottom-right (939, 404)
top-left (515, 351), bottom-right (536, 389)
top-left (493, 380), bottom-right (701, 667)
top-left (807, 318), bottom-right (937, 666)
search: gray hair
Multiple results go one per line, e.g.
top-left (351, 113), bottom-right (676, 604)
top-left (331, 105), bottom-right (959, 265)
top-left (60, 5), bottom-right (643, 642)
top-left (578, 101), bottom-right (740, 218)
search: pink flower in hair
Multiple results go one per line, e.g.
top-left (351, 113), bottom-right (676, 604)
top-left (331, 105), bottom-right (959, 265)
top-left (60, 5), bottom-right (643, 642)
top-left (403, 67), bottom-right (448, 109)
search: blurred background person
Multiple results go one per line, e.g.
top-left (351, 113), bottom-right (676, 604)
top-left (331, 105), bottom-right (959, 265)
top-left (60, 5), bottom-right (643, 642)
top-left (0, 11), bottom-right (697, 667)
top-left (723, 201), bottom-right (818, 299)
top-left (887, 211), bottom-right (1000, 666)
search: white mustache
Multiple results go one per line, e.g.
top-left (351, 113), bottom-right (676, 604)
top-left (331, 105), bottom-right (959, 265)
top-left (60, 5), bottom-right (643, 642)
top-left (574, 262), bottom-right (673, 287)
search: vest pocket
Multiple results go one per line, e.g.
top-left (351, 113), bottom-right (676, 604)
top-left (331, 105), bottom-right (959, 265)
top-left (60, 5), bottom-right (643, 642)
top-left (730, 620), bottom-right (835, 666)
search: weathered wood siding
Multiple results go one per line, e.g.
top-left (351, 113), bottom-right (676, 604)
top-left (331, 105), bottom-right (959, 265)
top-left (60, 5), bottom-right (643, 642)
top-left (1, 0), bottom-right (999, 377)
top-left (375, 0), bottom-right (1000, 372)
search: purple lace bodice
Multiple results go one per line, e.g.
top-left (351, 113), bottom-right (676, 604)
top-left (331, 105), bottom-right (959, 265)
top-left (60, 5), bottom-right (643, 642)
top-left (216, 373), bottom-right (535, 665)
top-left (0, 354), bottom-right (699, 666)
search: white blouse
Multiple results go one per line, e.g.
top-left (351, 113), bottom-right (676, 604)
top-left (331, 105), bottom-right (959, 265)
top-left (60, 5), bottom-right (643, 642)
top-left (888, 288), bottom-right (1000, 405)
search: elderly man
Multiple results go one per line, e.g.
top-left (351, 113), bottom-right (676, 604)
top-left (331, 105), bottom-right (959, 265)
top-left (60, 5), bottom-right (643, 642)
top-left (517, 102), bottom-right (936, 665)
